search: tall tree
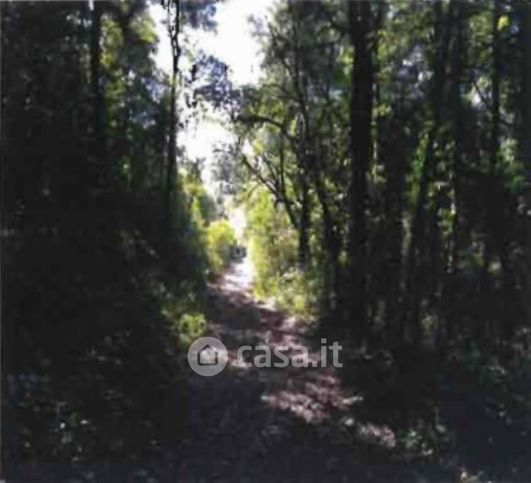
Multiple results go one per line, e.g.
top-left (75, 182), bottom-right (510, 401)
top-left (401, 0), bottom-right (454, 345)
top-left (163, 0), bottom-right (181, 226)
top-left (443, 0), bottom-right (467, 342)
top-left (481, 0), bottom-right (502, 298)
top-left (347, 1), bottom-right (374, 340)
top-left (522, 0), bottom-right (531, 325)
top-left (90, 1), bottom-right (108, 193)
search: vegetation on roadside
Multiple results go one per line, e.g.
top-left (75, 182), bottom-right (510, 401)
top-left (2, 0), bottom-right (226, 471)
top-left (244, 187), bottom-right (318, 318)
top-left (4, 0), bottom-right (531, 480)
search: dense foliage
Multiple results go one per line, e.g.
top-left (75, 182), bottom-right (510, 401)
top-left (3, 0), bottom-right (531, 480)
top-left (229, 0), bottom-right (531, 349)
top-left (1, 0), bottom-right (227, 473)
top-left (217, 1), bottom-right (531, 477)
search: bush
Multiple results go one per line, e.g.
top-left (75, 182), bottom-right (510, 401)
top-left (206, 219), bottom-right (237, 277)
top-left (245, 188), bottom-right (317, 318)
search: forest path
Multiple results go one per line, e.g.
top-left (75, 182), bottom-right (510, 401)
top-left (175, 259), bottom-right (425, 482)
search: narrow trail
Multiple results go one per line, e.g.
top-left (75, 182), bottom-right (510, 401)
top-left (175, 260), bottom-right (420, 482)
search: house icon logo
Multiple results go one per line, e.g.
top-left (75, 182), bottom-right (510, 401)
top-left (188, 337), bottom-right (228, 376)
top-left (197, 344), bottom-right (218, 366)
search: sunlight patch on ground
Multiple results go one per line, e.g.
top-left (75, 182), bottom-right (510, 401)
top-left (221, 256), bottom-right (254, 293)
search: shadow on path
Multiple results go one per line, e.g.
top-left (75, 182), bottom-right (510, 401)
top-left (177, 261), bottom-right (453, 482)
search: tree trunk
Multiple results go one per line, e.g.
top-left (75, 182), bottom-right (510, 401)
top-left (401, 0), bottom-right (453, 345)
top-left (90, 1), bottom-right (107, 191)
top-left (522, 0), bottom-right (531, 326)
top-left (443, 1), bottom-right (466, 343)
top-left (298, 173), bottom-right (310, 266)
top-left (383, 114), bottom-right (407, 342)
top-left (348, 1), bottom-right (373, 342)
top-left (481, 0), bottom-right (502, 297)
top-left (165, 0), bottom-right (181, 228)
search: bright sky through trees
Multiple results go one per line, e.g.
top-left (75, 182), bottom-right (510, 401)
top-left (149, 0), bottom-right (276, 192)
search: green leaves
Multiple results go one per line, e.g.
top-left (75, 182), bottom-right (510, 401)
top-left (206, 219), bottom-right (237, 276)
top-left (497, 14), bottom-right (510, 31)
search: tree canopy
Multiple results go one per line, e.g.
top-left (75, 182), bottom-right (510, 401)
top-left (2, 1), bottom-right (531, 481)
